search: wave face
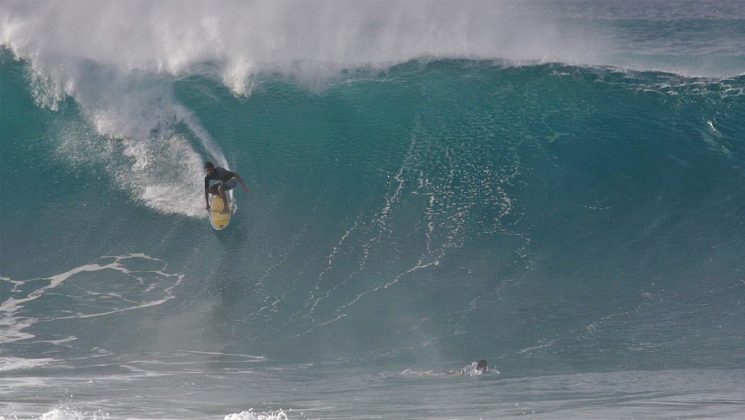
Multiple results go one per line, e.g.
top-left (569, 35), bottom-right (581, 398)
top-left (1, 1), bottom-right (745, 417)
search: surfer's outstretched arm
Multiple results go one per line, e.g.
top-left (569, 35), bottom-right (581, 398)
top-left (235, 174), bottom-right (249, 192)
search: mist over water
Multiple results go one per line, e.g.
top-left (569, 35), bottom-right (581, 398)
top-left (2, 1), bottom-right (603, 83)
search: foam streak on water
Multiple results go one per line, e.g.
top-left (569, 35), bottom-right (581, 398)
top-left (0, 254), bottom-right (183, 345)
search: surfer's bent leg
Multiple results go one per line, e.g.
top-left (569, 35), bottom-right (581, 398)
top-left (219, 183), bottom-right (229, 213)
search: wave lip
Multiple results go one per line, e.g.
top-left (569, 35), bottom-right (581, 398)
top-left (0, 0), bottom-right (606, 85)
top-left (4, 1), bottom-right (741, 83)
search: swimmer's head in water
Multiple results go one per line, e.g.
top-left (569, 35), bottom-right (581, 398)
top-left (476, 359), bottom-right (487, 372)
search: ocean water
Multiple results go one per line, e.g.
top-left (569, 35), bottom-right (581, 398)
top-left (1, 1), bottom-right (745, 418)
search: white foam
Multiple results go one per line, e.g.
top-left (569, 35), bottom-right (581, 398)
top-left (0, 356), bottom-right (55, 372)
top-left (0, 408), bottom-right (107, 420)
top-left (39, 408), bottom-right (108, 420)
top-left (400, 368), bottom-right (445, 377)
top-left (224, 409), bottom-right (288, 420)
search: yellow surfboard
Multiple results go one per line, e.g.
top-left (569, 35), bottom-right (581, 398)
top-left (209, 194), bottom-right (232, 230)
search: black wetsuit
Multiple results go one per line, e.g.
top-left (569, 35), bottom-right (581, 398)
top-left (204, 167), bottom-right (236, 190)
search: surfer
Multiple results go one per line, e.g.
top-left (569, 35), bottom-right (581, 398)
top-left (204, 162), bottom-right (249, 214)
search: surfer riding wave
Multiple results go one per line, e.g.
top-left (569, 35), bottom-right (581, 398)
top-left (204, 162), bottom-right (249, 214)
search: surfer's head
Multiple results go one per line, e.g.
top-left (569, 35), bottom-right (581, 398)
top-left (204, 161), bottom-right (215, 174)
top-left (476, 359), bottom-right (487, 373)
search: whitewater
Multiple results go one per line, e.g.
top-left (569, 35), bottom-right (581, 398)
top-left (2, 0), bottom-right (745, 418)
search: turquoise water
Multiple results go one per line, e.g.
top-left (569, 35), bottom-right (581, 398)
top-left (2, 1), bottom-right (745, 418)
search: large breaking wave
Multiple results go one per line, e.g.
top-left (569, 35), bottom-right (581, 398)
top-left (1, 0), bottom-right (744, 373)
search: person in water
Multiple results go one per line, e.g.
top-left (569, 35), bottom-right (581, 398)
top-left (401, 359), bottom-right (491, 377)
top-left (451, 359), bottom-right (489, 375)
top-left (447, 359), bottom-right (488, 376)
top-left (204, 161), bottom-right (248, 214)
top-left (475, 359), bottom-right (488, 373)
